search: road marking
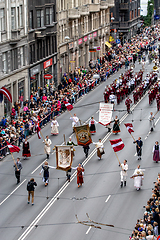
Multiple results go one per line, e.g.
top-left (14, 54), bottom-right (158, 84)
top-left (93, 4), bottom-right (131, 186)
top-left (145, 116), bottom-right (160, 140)
top-left (105, 195), bottom-right (111, 203)
top-left (0, 179), bottom-right (26, 206)
top-left (31, 160), bottom-right (47, 174)
top-left (134, 153), bottom-right (137, 156)
top-left (86, 226), bottom-right (92, 234)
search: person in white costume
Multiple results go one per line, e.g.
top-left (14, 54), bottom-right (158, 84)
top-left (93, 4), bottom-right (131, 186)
top-left (70, 113), bottom-right (79, 128)
top-left (120, 160), bottom-right (128, 187)
top-left (51, 117), bottom-right (59, 135)
top-left (93, 139), bottom-right (104, 160)
top-left (43, 135), bottom-right (52, 159)
top-left (131, 165), bottom-right (144, 191)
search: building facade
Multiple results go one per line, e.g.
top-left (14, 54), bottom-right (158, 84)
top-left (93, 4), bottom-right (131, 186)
top-left (28, 0), bottom-right (58, 96)
top-left (110, 0), bottom-right (141, 44)
top-left (57, 0), bottom-right (114, 81)
top-left (0, 0), bottom-right (28, 117)
top-left (154, 0), bottom-right (160, 18)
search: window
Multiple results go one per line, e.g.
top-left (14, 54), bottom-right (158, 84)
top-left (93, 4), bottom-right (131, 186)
top-left (20, 46), bottom-right (25, 67)
top-left (0, 8), bottom-right (5, 31)
top-left (46, 8), bottom-right (52, 25)
top-left (29, 11), bottom-right (33, 29)
top-left (37, 9), bottom-right (44, 28)
top-left (19, 5), bottom-right (23, 27)
top-left (11, 49), bottom-right (18, 70)
top-left (2, 52), bottom-right (7, 73)
top-left (11, 7), bottom-right (16, 30)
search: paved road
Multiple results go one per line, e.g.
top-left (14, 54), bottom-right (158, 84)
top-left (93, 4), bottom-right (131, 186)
top-left (0, 59), bottom-right (159, 240)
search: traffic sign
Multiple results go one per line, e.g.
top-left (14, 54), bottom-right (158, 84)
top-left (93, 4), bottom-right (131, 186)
top-left (157, 236), bottom-right (160, 240)
top-left (44, 74), bottom-right (53, 79)
top-left (116, 39), bottom-right (121, 44)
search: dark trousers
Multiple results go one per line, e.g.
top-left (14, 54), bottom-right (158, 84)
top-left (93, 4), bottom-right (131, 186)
top-left (15, 170), bottom-right (20, 183)
top-left (84, 148), bottom-right (89, 158)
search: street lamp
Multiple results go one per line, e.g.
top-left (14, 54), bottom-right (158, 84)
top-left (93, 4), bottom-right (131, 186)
top-left (64, 36), bottom-right (70, 73)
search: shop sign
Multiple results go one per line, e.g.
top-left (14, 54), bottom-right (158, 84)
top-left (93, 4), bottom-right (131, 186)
top-left (30, 64), bottom-right (40, 77)
top-left (43, 58), bottom-right (52, 69)
top-left (69, 42), bottom-right (74, 49)
top-left (44, 74), bottom-right (53, 79)
top-left (84, 36), bottom-right (88, 42)
top-left (89, 49), bottom-right (96, 52)
top-left (89, 34), bottom-right (92, 40)
top-left (93, 32), bottom-right (97, 37)
top-left (96, 46), bottom-right (101, 51)
top-left (78, 38), bottom-right (83, 45)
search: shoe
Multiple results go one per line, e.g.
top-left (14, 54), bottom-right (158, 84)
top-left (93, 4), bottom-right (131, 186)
top-left (120, 182), bottom-right (123, 188)
top-left (32, 203), bottom-right (34, 206)
top-left (124, 181), bottom-right (126, 187)
top-left (28, 201), bottom-right (30, 204)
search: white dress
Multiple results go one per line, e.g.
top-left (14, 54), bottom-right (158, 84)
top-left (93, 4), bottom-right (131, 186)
top-left (43, 139), bottom-right (52, 155)
top-left (51, 120), bottom-right (59, 135)
top-left (70, 116), bottom-right (79, 128)
top-left (132, 168), bottom-right (144, 189)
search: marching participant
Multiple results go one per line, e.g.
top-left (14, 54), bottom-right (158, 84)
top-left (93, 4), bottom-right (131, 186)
top-left (113, 115), bottom-right (120, 134)
top-left (76, 163), bottom-right (84, 188)
top-left (89, 116), bottom-right (98, 134)
top-left (83, 145), bottom-right (90, 158)
top-left (133, 137), bottom-right (143, 160)
top-left (51, 116), bottom-right (59, 135)
top-left (148, 112), bottom-right (155, 132)
top-left (93, 139), bottom-right (105, 160)
top-left (22, 137), bottom-right (31, 159)
top-left (152, 141), bottom-right (160, 163)
top-left (13, 157), bottom-right (22, 184)
top-left (39, 161), bottom-right (55, 186)
top-left (120, 160), bottom-right (128, 187)
top-left (67, 137), bottom-right (77, 156)
top-left (109, 92), bottom-right (116, 105)
top-left (43, 135), bottom-right (52, 159)
top-left (70, 113), bottom-right (79, 129)
top-left (125, 97), bottom-right (132, 114)
top-left (131, 165), bottom-right (144, 191)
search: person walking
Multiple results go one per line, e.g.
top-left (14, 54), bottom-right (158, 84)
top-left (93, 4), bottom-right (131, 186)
top-left (133, 137), bottom-right (143, 160)
top-left (39, 161), bottom-right (55, 186)
top-left (93, 139), bottom-right (105, 160)
top-left (149, 112), bottom-right (155, 132)
top-left (14, 157), bottom-right (22, 184)
top-left (120, 160), bottom-right (128, 187)
top-left (131, 165), bottom-right (144, 191)
top-left (83, 145), bottom-right (90, 158)
top-left (43, 135), bottom-right (52, 159)
top-left (22, 137), bottom-right (31, 159)
top-left (89, 116), bottom-right (98, 134)
top-left (113, 116), bottom-right (120, 134)
top-left (152, 141), bottom-right (160, 163)
top-left (67, 137), bottom-right (77, 157)
top-left (125, 97), bottom-right (132, 114)
top-left (27, 178), bottom-right (37, 205)
top-left (76, 163), bottom-right (85, 188)
top-left (51, 116), bottom-right (59, 135)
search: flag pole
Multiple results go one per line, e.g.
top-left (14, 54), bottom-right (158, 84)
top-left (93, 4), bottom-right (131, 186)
top-left (63, 134), bottom-right (66, 145)
top-left (130, 133), bottom-right (139, 148)
top-left (114, 151), bottom-right (123, 170)
top-left (10, 152), bottom-right (18, 170)
top-left (151, 110), bottom-right (159, 121)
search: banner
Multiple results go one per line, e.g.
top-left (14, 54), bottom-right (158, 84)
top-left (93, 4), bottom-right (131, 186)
top-left (56, 145), bottom-right (73, 171)
top-left (74, 124), bottom-right (92, 146)
top-left (99, 103), bottom-right (113, 126)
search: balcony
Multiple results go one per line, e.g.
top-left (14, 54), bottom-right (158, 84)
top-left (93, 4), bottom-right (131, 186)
top-left (68, 8), bottom-right (80, 19)
top-left (108, 0), bottom-right (114, 8)
top-left (89, 4), bottom-right (100, 12)
top-left (59, 10), bottom-right (67, 21)
top-left (119, 2), bottom-right (129, 10)
top-left (79, 5), bottom-right (89, 15)
top-left (100, 1), bottom-right (109, 9)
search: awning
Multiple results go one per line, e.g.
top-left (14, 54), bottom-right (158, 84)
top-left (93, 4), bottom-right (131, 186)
top-left (105, 41), bottom-right (112, 48)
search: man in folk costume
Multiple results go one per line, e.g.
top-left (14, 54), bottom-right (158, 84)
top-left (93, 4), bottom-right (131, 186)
top-left (89, 116), bottom-right (98, 134)
top-left (131, 165), bottom-right (144, 191)
top-left (120, 160), bottom-right (128, 187)
top-left (51, 116), bottom-right (59, 135)
top-left (43, 135), bottom-right (52, 159)
top-left (149, 112), bottom-right (155, 132)
top-left (67, 137), bottom-right (77, 157)
top-left (70, 113), bottom-right (79, 131)
top-left (93, 139), bottom-right (105, 160)
top-left (133, 137), bottom-right (143, 160)
top-left (152, 141), bottom-right (160, 163)
top-left (125, 97), bottom-right (132, 114)
top-left (22, 137), bottom-right (31, 159)
top-left (39, 161), bottom-right (55, 186)
top-left (14, 157), bottom-right (22, 184)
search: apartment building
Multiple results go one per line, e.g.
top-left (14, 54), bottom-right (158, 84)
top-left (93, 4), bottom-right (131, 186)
top-left (57, 0), bottom-right (114, 79)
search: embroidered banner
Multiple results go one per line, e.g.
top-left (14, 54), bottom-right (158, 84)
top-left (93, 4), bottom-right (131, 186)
top-left (74, 124), bottom-right (92, 146)
top-left (56, 145), bottom-right (73, 171)
top-left (99, 103), bottom-right (113, 126)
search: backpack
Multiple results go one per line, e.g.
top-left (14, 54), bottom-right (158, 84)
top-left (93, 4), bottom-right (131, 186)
top-left (27, 181), bottom-right (33, 191)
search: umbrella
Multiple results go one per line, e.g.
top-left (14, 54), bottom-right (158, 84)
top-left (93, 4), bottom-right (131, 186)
top-left (93, 74), bottom-right (100, 79)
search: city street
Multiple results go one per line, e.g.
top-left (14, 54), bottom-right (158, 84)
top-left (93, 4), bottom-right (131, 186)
top-left (0, 59), bottom-right (159, 240)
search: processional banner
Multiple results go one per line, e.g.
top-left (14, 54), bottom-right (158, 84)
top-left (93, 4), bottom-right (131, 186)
top-left (99, 103), bottom-right (113, 126)
top-left (56, 145), bottom-right (73, 171)
top-left (74, 124), bottom-right (92, 146)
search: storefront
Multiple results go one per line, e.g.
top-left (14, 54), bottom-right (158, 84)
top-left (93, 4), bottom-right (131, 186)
top-left (84, 36), bottom-right (88, 68)
top-left (78, 38), bottom-right (83, 67)
top-left (30, 64), bottom-right (41, 94)
top-left (4, 85), bottom-right (11, 117)
top-left (18, 79), bottom-right (25, 99)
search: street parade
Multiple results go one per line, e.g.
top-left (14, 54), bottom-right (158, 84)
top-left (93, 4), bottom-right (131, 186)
top-left (1, 11), bottom-right (160, 240)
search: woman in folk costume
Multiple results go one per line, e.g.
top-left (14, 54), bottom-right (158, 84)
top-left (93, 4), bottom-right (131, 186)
top-left (131, 165), bottom-right (144, 191)
top-left (93, 139), bottom-right (105, 160)
top-left (89, 116), bottom-right (98, 134)
top-left (43, 135), bottom-right (52, 159)
top-left (39, 161), bottom-right (56, 186)
top-left (51, 116), bottom-right (59, 135)
top-left (22, 137), bottom-right (31, 159)
top-left (67, 137), bottom-right (77, 157)
top-left (113, 115), bottom-right (120, 134)
top-left (152, 141), bottom-right (160, 163)
top-left (73, 163), bottom-right (84, 188)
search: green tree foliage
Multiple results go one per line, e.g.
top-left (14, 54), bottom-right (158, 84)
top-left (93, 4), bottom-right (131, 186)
top-left (141, 0), bottom-right (154, 27)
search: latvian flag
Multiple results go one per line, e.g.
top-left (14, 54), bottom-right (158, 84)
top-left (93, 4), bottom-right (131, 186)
top-left (110, 138), bottom-right (125, 152)
top-left (124, 123), bottom-right (134, 134)
top-left (63, 101), bottom-right (73, 111)
top-left (6, 142), bottom-right (20, 153)
top-left (35, 121), bottom-right (41, 139)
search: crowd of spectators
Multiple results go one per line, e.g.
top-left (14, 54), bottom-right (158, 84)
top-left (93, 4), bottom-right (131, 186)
top-left (130, 173), bottom-right (160, 239)
top-left (0, 25), bottom-right (159, 159)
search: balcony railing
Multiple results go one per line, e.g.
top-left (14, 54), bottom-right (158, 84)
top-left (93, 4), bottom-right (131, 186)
top-left (59, 10), bottom-right (67, 21)
top-left (79, 5), bottom-right (89, 15)
top-left (119, 2), bottom-right (129, 10)
top-left (108, 0), bottom-right (114, 7)
top-left (100, 1), bottom-right (109, 9)
top-left (88, 3), bottom-right (100, 12)
top-left (68, 8), bottom-right (80, 19)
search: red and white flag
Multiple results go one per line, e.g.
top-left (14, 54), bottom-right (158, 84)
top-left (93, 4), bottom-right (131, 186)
top-left (110, 138), bottom-right (125, 152)
top-left (124, 123), bottom-right (134, 134)
top-left (0, 87), bottom-right (12, 103)
top-left (6, 142), bottom-right (20, 153)
top-left (63, 101), bottom-right (73, 111)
